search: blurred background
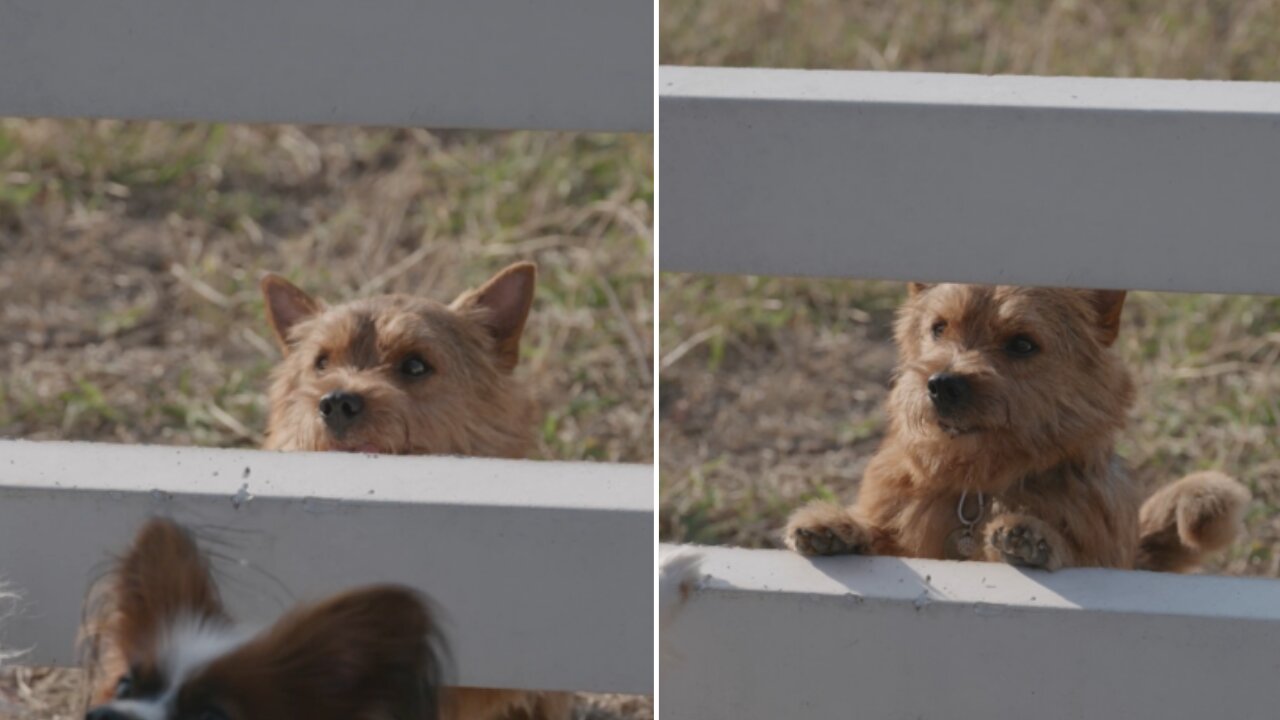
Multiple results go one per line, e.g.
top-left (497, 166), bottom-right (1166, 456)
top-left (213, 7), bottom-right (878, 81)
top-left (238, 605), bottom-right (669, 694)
top-left (0, 124), bottom-right (651, 716)
top-left (659, 0), bottom-right (1280, 577)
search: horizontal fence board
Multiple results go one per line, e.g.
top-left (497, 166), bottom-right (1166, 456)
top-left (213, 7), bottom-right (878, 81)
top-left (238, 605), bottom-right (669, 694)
top-left (0, 0), bottom-right (652, 132)
top-left (0, 440), bottom-right (653, 694)
top-left (659, 544), bottom-right (1280, 719)
top-left (660, 66), bottom-right (1280, 294)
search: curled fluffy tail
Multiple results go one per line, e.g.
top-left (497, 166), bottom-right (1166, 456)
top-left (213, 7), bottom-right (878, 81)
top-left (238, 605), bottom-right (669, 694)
top-left (1137, 471), bottom-right (1250, 573)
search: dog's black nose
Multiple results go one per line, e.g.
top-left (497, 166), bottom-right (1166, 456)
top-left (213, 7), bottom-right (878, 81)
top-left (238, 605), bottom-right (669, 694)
top-left (86, 707), bottom-right (136, 720)
top-left (319, 390), bottom-right (365, 433)
top-left (927, 372), bottom-right (971, 413)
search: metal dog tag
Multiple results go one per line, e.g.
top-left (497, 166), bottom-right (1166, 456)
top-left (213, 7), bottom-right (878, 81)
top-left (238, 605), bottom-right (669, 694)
top-left (944, 490), bottom-right (986, 560)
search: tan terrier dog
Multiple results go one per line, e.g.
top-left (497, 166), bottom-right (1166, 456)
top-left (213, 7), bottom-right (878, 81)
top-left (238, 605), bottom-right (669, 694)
top-left (260, 262), bottom-right (571, 720)
top-left (786, 283), bottom-right (1249, 572)
top-left (260, 262), bottom-right (538, 459)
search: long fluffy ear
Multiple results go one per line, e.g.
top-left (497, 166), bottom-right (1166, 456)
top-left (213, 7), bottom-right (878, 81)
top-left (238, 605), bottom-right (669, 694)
top-left (1087, 289), bottom-right (1127, 346)
top-left (907, 282), bottom-right (932, 296)
top-left (113, 519), bottom-right (226, 653)
top-left (450, 262), bottom-right (537, 372)
top-left (261, 273), bottom-right (323, 353)
top-left (208, 585), bottom-right (446, 720)
top-left (82, 519), bottom-right (226, 705)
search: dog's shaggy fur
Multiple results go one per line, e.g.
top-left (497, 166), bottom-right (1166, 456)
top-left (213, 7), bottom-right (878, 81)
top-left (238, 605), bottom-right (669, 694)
top-left (786, 283), bottom-right (1248, 572)
top-left (260, 262), bottom-right (569, 720)
top-left (261, 263), bottom-right (538, 459)
top-left (80, 520), bottom-right (445, 720)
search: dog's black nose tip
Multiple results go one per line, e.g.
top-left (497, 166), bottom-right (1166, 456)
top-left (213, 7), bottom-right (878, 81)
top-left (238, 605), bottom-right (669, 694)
top-left (319, 390), bottom-right (365, 432)
top-left (927, 372), bottom-right (971, 412)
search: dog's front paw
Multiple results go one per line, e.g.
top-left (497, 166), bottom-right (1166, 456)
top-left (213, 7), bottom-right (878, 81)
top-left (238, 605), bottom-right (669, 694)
top-left (784, 502), bottom-right (870, 556)
top-left (987, 516), bottom-right (1067, 570)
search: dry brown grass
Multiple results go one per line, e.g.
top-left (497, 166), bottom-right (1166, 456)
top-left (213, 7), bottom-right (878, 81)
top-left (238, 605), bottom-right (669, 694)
top-left (659, 0), bottom-right (1280, 577)
top-left (661, 0), bottom-right (1280, 79)
top-left (1, 122), bottom-right (652, 460)
top-left (0, 121), bottom-right (651, 718)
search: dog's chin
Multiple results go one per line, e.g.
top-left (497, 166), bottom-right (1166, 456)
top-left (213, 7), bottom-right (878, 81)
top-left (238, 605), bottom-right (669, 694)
top-left (936, 419), bottom-right (982, 438)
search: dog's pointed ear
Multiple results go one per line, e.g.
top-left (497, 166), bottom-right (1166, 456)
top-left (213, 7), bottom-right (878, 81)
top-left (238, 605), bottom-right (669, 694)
top-left (908, 282), bottom-right (933, 296)
top-left (114, 519), bottom-right (226, 655)
top-left (261, 274), bottom-right (322, 353)
top-left (1088, 289), bottom-right (1127, 346)
top-left (450, 262), bottom-right (536, 372)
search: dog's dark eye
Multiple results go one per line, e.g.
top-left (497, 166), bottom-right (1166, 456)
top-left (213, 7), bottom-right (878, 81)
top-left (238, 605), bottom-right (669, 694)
top-left (931, 320), bottom-right (947, 339)
top-left (114, 674), bottom-right (134, 699)
top-left (314, 353), bottom-right (328, 371)
top-left (400, 355), bottom-right (433, 378)
top-left (1006, 335), bottom-right (1039, 357)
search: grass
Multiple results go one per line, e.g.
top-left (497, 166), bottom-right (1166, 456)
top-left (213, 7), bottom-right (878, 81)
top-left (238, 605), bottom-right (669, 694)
top-left (659, 0), bottom-right (1280, 577)
top-left (0, 122), bottom-right (651, 718)
top-left (661, 0), bottom-right (1280, 79)
top-left (0, 123), bottom-right (653, 461)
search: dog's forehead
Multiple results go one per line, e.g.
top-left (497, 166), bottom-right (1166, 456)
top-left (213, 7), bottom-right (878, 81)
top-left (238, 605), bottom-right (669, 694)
top-left (994, 286), bottom-right (1096, 329)
top-left (931, 285), bottom-right (1074, 329)
top-left (991, 286), bottom-right (1055, 324)
top-left (371, 297), bottom-right (457, 334)
top-left (925, 284), bottom-right (1000, 321)
top-left (316, 296), bottom-right (459, 341)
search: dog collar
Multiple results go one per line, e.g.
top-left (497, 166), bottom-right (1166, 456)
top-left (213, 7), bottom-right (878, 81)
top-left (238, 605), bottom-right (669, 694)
top-left (943, 490), bottom-right (985, 560)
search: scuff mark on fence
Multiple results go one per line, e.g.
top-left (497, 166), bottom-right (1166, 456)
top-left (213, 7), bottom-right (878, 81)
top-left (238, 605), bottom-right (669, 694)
top-left (231, 483), bottom-right (254, 509)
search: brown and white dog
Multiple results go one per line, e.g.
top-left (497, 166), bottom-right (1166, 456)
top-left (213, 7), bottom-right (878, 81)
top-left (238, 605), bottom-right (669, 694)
top-left (82, 519), bottom-right (445, 720)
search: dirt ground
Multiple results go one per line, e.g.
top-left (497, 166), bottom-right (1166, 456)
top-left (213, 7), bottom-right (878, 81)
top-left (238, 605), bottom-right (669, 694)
top-left (0, 123), bottom-right (651, 717)
top-left (659, 0), bottom-right (1280, 578)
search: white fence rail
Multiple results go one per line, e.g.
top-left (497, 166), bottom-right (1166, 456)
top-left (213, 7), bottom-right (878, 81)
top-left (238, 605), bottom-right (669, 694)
top-left (660, 66), bottom-right (1280, 294)
top-left (0, 441), bottom-right (653, 694)
top-left (660, 544), bottom-right (1280, 719)
top-left (0, 0), bottom-right (653, 132)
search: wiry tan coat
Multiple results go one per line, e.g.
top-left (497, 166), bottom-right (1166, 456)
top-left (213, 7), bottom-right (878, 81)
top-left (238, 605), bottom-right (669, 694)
top-left (787, 283), bottom-right (1247, 572)
top-left (259, 263), bottom-right (569, 720)
top-left (261, 265), bottom-right (538, 459)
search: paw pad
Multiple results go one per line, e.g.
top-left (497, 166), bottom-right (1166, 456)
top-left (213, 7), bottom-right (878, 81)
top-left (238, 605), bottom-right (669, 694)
top-left (992, 524), bottom-right (1053, 568)
top-left (790, 526), bottom-right (863, 556)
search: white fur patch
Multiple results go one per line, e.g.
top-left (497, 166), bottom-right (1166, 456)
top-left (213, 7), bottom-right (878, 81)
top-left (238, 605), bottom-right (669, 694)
top-left (93, 615), bottom-right (252, 719)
